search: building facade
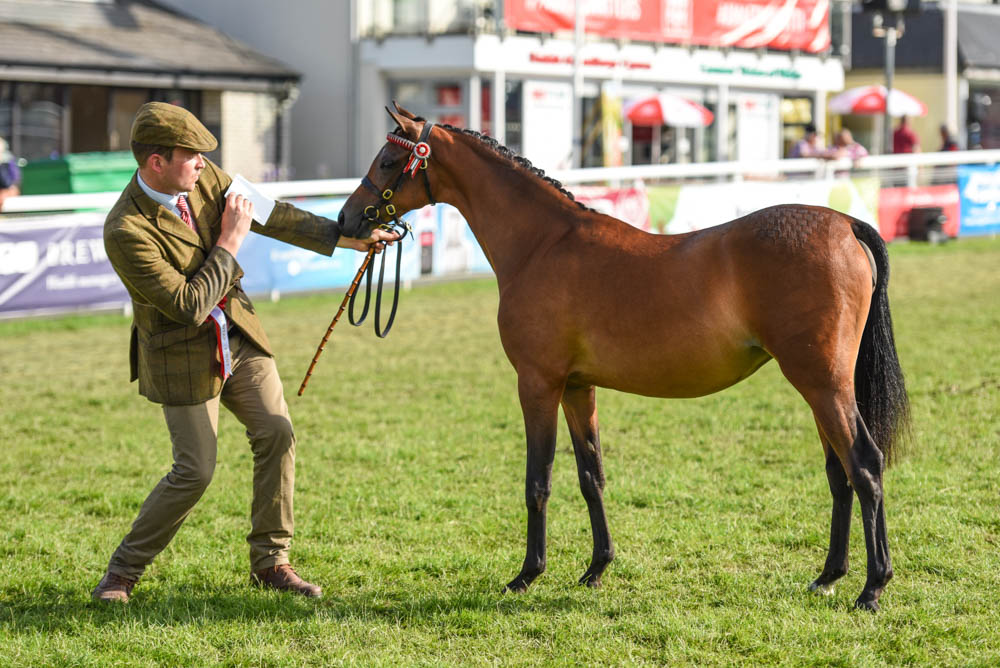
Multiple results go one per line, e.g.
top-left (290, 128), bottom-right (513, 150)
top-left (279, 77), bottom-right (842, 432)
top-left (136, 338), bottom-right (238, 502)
top-left (355, 0), bottom-right (844, 171)
top-left (848, 1), bottom-right (1000, 154)
top-left (0, 0), bottom-right (300, 181)
top-left (154, 0), bottom-right (846, 177)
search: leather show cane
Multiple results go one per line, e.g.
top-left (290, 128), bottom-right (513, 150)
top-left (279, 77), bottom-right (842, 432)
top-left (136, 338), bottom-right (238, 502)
top-left (297, 247), bottom-right (376, 396)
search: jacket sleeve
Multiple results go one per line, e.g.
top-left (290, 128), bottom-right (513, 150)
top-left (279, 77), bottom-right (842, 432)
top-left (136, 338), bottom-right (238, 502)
top-left (204, 159), bottom-right (343, 256)
top-left (106, 226), bottom-right (241, 326)
top-left (251, 201), bottom-right (342, 256)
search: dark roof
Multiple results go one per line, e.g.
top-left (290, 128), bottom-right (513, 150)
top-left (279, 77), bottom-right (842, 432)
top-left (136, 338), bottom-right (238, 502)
top-left (0, 0), bottom-right (299, 82)
top-left (851, 4), bottom-right (1000, 72)
top-left (956, 5), bottom-right (1000, 70)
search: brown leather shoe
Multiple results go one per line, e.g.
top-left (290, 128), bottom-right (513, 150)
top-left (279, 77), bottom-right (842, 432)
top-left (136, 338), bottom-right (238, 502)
top-left (251, 564), bottom-right (322, 598)
top-left (91, 571), bottom-right (137, 603)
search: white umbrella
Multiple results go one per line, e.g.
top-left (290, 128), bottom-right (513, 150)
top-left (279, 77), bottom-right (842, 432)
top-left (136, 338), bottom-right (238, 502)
top-left (623, 93), bottom-right (714, 128)
top-left (829, 85), bottom-right (928, 117)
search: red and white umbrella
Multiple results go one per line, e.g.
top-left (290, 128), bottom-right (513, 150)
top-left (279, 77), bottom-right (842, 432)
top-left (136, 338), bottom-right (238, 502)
top-left (623, 93), bottom-right (714, 128)
top-left (829, 85), bottom-right (928, 117)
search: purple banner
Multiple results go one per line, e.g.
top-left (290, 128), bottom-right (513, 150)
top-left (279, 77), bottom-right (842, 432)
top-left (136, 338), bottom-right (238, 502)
top-left (0, 214), bottom-right (129, 318)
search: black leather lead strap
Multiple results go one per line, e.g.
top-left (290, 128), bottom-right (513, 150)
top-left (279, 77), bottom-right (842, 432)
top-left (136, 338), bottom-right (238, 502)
top-left (349, 121), bottom-right (435, 337)
top-left (373, 232), bottom-right (405, 338)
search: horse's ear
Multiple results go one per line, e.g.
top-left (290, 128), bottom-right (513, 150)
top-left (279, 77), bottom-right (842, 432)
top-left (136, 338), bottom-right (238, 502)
top-left (392, 100), bottom-right (418, 120)
top-left (385, 106), bottom-right (417, 137)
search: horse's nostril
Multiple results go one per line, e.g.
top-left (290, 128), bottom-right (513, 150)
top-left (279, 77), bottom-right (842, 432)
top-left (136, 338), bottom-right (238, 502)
top-left (337, 210), bottom-right (345, 226)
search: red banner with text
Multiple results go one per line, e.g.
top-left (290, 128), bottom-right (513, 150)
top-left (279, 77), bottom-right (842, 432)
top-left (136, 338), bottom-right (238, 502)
top-left (505, 0), bottom-right (830, 53)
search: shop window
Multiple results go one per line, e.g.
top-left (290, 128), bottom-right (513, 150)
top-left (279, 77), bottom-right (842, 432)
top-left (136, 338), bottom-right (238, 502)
top-left (480, 81), bottom-right (492, 136)
top-left (581, 96), bottom-right (604, 168)
top-left (4, 83), bottom-right (66, 161)
top-left (780, 96), bottom-right (814, 158)
top-left (390, 80), bottom-right (466, 128)
top-left (437, 85), bottom-right (462, 107)
top-left (0, 82), bottom-right (13, 150)
top-left (969, 89), bottom-right (999, 149)
top-left (110, 89), bottom-right (148, 152)
top-left (505, 80), bottom-right (522, 154)
top-left (70, 86), bottom-right (110, 153)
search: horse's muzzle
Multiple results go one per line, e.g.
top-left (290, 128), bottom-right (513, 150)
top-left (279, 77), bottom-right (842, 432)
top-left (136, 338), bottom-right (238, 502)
top-left (338, 208), bottom-right (373, 239)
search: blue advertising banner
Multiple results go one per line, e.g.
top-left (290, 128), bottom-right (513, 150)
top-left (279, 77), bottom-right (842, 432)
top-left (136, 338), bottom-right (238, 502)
top-left (1, 196), bottom-right (494, 318)
top-left (235, 196), bottom-right (423, 297)
top-left (957, 164), bottom-right (1000, 236)
top-left (0, 214), bottom-right (129, 318)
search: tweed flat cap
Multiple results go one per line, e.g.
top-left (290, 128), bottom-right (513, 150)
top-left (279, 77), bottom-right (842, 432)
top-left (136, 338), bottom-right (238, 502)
top-left (130, 102), bottom-right (218, 152)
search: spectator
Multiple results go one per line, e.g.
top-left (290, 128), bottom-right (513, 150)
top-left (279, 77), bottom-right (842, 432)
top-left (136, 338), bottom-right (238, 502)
top-left (939, 124), bottom-right (959, 151)
top-left (789, 123), bottom-right (823, 158)
top-left (829, 129), bottom-right (869, 161)
top-left (892, 116), bottom-right (919, 154)
top-left (0, 136), bottom-right (22, 212)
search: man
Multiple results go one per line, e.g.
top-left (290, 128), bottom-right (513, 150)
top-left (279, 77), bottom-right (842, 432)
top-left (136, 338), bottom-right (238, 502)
top-left (0, 136), bottom-right (21, 212)
top-left (828, 128), bottom-right (869, 161)
top-left (93, 102), bottom-right (395, 603)
top-left (893, 116), bottom-right (919, 154)
top-left (939, 124), bottom-right (959, 151)
top-left (789, 123), bottom-right (823, 158)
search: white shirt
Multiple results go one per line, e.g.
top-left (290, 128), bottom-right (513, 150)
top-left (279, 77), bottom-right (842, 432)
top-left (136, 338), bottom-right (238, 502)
top-left (136, 172), bottom-right (189, 221)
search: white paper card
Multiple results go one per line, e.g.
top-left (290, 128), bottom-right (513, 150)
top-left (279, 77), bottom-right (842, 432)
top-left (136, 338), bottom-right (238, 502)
top-left (225, 174), bottom-right (276, 225)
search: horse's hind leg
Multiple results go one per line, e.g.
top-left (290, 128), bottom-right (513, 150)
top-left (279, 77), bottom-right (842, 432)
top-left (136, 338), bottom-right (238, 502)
top-left (505, 370), bottom-right (562, 593)
top-left (807, 390), bottom-right (893, 611)
top-left (561, 384), bottom-right (614, 587)
top-left (809, 427), bottom-right (853, 596)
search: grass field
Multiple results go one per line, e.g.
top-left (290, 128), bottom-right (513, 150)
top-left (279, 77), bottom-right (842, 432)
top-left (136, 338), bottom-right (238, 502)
top-left (1, 237), bottom-right (999, 666)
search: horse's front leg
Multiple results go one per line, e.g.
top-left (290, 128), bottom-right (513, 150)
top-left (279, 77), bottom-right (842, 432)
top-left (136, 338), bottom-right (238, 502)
top-left (505, 371), bottom-right (562, 593)
top-left (562, 384), bottom-right (614, 587)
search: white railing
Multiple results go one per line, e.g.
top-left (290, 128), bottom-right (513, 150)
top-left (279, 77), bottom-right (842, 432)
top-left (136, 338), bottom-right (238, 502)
top-left (4, 150), bottom-right (1000, 215)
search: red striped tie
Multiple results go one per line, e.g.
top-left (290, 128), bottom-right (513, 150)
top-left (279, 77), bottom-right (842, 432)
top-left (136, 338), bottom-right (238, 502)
top-left (176, 195), bottom-right (196, 232)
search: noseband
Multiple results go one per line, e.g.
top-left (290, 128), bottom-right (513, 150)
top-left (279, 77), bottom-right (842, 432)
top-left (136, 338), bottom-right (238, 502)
top-left (349, 121), bottom-right (436, 338)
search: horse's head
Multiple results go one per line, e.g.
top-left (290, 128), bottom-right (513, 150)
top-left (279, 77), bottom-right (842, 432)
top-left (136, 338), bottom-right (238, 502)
top-left (339, 102), bottom-right (437, 238)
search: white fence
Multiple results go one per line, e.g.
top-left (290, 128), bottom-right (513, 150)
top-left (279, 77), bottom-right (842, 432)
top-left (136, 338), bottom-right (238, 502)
top-left (5, 150), bottom-right (1000, 215)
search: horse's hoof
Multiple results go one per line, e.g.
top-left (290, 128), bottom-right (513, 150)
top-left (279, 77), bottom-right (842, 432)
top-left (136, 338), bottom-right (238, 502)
top-left (578, 573), bottom-right (602, 589)
top-left (503, 578), bottom-right (528, 594)
top-left (808, 580), bottom-right (835, 596)
top-left (854, 597), bottom-right (880, 613)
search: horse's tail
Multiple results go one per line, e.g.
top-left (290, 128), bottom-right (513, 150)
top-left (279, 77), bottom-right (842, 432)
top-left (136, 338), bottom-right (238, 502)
top-left (851, 220), bottom-right (910, 467)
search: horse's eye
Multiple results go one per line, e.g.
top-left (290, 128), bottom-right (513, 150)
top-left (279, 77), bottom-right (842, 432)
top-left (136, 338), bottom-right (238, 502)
top-left (380, 158), bottom-right (397, 169)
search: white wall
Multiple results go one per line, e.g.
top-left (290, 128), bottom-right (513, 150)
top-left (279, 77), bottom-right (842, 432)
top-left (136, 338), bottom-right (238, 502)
top-left (158, 0), bottom-right (355, 179)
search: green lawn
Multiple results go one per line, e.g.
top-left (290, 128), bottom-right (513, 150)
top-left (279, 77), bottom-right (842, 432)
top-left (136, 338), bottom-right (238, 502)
top-left (1, 237), bottom-right (998, 666)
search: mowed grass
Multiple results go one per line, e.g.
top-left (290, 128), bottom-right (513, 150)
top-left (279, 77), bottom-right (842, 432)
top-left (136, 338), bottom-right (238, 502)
top-left (1, 237), bottom-right (998, 666)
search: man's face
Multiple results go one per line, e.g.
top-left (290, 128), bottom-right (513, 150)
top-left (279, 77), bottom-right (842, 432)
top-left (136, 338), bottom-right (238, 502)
top-left (154, 148), bottom-right (205, 194)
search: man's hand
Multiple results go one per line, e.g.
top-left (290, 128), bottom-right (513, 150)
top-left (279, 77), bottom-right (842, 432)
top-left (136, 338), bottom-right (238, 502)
top-left (337, 227), bottom-right (401, 253)
top-left (216, 193), bottom-right (254, 256)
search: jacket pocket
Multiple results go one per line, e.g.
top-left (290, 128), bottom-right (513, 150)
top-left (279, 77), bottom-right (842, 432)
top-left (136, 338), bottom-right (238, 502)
top-left (146, 323), bottom-right (208, 350)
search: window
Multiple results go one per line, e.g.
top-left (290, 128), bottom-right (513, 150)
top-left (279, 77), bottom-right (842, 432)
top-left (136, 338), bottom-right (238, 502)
top-left (0, 82), bottom-right (67, 161)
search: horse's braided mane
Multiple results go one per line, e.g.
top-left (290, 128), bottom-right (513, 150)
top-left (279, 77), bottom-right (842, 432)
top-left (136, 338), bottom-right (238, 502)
top-left (412, 122), bottom-right (589, 211)
top-left (392, 118), bottom-right (589, 211)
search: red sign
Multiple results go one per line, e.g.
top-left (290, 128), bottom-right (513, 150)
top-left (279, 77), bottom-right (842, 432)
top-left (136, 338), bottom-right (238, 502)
top-left (877, 185), bottom-right (960, 241)
top-left (570, 185), bottom-right (651, 231)
top-left (506, 0), bottom-right (830, 53)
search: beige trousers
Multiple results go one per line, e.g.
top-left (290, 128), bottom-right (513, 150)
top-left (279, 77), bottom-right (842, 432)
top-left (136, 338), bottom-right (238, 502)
top-left (108, 329), bottom-right (296, 579)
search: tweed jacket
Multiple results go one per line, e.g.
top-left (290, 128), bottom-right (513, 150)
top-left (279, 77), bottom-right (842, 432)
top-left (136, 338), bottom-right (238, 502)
top-left (104, 160), bottom-right (341, 405)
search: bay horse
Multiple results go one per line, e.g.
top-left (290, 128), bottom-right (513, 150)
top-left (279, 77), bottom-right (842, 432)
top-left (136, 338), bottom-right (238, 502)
top-left (339, 103), bottom-right (909, 612)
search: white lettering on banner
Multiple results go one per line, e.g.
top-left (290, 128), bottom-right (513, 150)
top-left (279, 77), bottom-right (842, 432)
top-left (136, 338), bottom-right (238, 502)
top-left (525, 0), bottom-right (644, 20)
top-left (45, 238), bottom-right (108, 267)
top-left (662, 0), bottom-right (692, 38)
top-left (44, 273), bottom-right (121, 291)
top-left (961, 170), bottom-right (1000, 210)
top-left (0, 241), bottom-right (40, 275)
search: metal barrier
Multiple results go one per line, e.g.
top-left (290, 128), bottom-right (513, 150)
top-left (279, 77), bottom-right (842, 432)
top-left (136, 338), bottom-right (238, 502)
top-left (4, 150), bottom-right (999, 215)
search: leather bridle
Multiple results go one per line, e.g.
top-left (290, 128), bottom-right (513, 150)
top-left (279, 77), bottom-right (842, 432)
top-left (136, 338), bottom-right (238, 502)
top-left (348, 121), bottom-right (436, 338)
